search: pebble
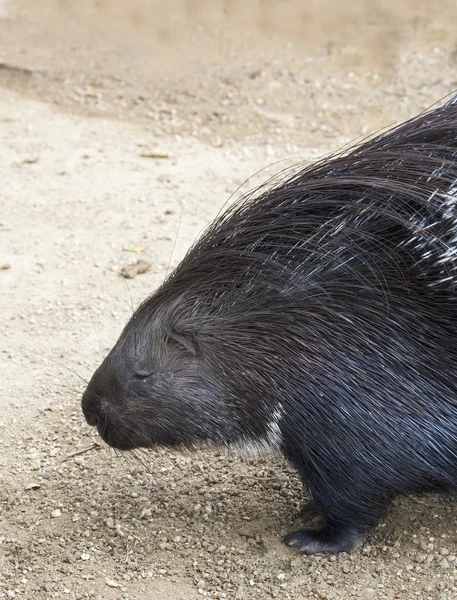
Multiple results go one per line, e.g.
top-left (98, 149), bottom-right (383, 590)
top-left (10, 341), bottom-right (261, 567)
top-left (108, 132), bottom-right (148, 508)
top-left (105, 578), bottom-right (120, 588)
top-left (80, 553), bottom-right (90, 561)
top-left (24, 482), bottom-right (41, 490)
top-left (21, 156), bottom-right (40, 164)
top-left (141, 149), bottom-right (171, 159)
top-left (140, 507), bottom-right (152, 519)
top-left (51, 509), bottom-right (61, 518)
top-left (120, 259), bottom-right (152, 279)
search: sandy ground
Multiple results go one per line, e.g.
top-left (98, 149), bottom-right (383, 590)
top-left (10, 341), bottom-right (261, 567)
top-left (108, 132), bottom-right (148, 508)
top-left (3, 1), bottom-right (457, 599)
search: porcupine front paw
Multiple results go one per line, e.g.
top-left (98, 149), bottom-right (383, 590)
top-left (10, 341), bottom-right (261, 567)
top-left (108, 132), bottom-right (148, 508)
top-left (284, 524), bottom-right (364, 554)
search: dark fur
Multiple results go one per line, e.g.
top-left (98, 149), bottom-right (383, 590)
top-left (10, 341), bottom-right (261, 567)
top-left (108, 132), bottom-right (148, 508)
top-left (82, 96), bottom-right (457, 553)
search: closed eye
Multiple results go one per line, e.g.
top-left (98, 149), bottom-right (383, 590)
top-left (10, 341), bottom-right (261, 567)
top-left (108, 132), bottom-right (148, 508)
top-left (131, 371), bottom-right (154, 380)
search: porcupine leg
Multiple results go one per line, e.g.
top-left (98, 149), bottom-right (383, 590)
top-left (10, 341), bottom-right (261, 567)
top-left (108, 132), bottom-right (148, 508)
top-left (300, 499), bottom-right (323, 523)
top-left (285, 488), bottom-right (389, 553)
top-left (283, 454), bottom-right (389, 553)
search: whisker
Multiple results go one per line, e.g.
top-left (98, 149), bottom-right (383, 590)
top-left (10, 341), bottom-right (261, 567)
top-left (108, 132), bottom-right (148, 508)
top-left (92, 315), bottom-right (105, 361)
top-left (121, 277), bottom-right (139, 357)
top-left (163, 199), bottom-right (183, 282)
top-left (0, 340), bottom-right (89, 385)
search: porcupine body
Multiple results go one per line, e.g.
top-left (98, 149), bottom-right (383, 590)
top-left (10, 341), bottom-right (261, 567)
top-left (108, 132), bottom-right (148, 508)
top-left (83, 96), bottom-right (457, 553)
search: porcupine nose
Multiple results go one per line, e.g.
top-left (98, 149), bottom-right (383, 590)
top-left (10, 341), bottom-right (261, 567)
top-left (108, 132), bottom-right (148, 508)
top-left (81, 388), bottom-right (101, 426)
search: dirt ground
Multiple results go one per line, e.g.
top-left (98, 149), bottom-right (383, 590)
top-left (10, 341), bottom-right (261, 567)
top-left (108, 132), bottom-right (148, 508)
top-left (3, 1), bottom-right (457, 598)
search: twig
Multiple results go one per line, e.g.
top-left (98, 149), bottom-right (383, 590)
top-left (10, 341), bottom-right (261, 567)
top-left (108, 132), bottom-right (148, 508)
top-left (61, 442), bottom-right (101, 462)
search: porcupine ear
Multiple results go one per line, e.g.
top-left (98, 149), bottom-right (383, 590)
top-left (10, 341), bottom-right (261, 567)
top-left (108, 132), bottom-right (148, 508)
top-left (168, 329), bottom-right (200, 357)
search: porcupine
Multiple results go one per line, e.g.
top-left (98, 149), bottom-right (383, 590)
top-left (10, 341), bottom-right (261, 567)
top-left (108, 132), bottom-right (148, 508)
top-left (82, 95), bottom-right (457, 553)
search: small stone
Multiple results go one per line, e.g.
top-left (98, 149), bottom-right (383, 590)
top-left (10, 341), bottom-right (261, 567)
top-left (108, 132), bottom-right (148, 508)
top-left (106, 517), bottom-right (115, 529)
top-left (290, 557), bottom-right (301, 568)
top-left (277, 573), bottom-right (285, 581)
top-left (440, 548), bottom-right (450, 556)
top-left (141, 149), bottom-right (171, 159)
top-left (120, 259), bottom-right (152, 279)
top-left (440, 558), bottom-right (450, 569)
top-left (24, 482), bottom-right (41, 490)
top-left (173, 535), bottom-right (181, 543)
top-left (140, 507), bottom-right (152, 519)
top-left (51, 509), bottom-right (61, 518)
top-left (342, 563), bottom-right (351, 574)
top-left (80, 553), bottom-right (90, 561)
top-left (105, 578), bottom-right (119, 588)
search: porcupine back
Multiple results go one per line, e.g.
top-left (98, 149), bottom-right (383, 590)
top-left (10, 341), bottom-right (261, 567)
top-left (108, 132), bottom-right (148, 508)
top-left (165, 98), bottom-right (457, 309)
